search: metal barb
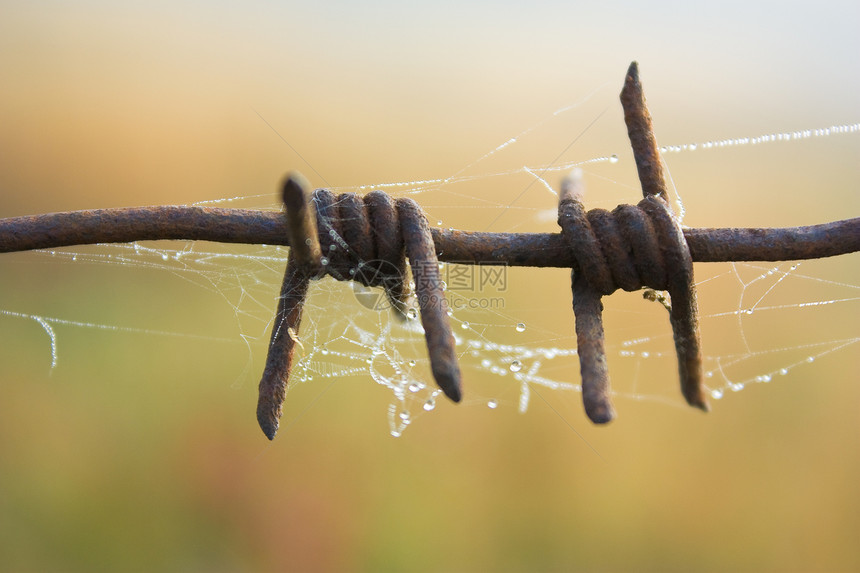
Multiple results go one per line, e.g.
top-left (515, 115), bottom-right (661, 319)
top-left (256, 252), bottom-right (311, 440)
top-left (396, 198), bottom-right (463, 403)
top-left (256, 185), bottom-right (462, 439)
top-left (620, 61), bottom-right (669, 202)
top-left (571, 270), bottom-right (615, 424)
top-left (281, 172), bottom-right (322, 273)
top-left (620, 61), bottom-right (707, 413)
top-left (554, 61), bottom-right (707, 423)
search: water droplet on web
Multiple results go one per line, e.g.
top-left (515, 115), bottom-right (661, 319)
top-left (509, 360), bottom-right (522, 372)
top-left (423, 398), bottom-right (436, 411)
top-left (461, 321), bottom-right (470, 330)
top-left (487, 399), bottom-right (498, 409)
top-left (440, 281), bottom-right (447, 290)
top-left (711, 389), bottom-right (724, 399)
top-left (390, 429), bottom-right (402, 438)
top-left (320, 346), bottom-right (329, 355)
top-left (399, 410), bottom-right (411, 423)
top-left (406, 308), bottom-right (418, 320)
top-left (408, 359), bottom-right (416, 367)
top-left (806, 356), bottom-right (815, 363)
top-left (515, 323), bottom-right (526, 333)
top-left (779, 368), bottom-right (789, 375)
top-left (320, 257), bottom-right (329, 266)
top-left (609, 154), bottom-right (619, 163)
top-left (408, 382), bottom-right (422, 393)
top-left (161, 253), bottom-right (169, 261)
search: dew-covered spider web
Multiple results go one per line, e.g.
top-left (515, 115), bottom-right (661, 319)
top-left (2, 87), bottom-right (858, 438)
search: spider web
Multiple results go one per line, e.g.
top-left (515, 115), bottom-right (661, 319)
top-left (1, 90), bottom-right (857, 439)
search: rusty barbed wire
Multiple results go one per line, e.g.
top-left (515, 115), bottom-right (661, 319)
top-left (1, 62), bottom-right (858, 440)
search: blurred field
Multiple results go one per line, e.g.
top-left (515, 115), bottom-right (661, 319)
top-left (1, 2), bottom-right (859, 572)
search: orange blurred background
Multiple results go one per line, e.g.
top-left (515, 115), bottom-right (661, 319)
top-left (1, 2), bottom-right (859, 571)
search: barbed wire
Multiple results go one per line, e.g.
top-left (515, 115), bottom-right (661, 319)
top-left (1, 63), bottom-right (857, 439)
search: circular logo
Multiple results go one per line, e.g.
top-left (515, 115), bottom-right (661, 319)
top-left (350, 259), bottom-right (408, 312)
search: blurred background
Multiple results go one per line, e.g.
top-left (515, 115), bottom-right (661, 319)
top-left (1, 1), bottom-right (858, 571)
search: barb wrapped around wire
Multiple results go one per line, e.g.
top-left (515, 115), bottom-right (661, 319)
top-left (559, 171), bottom-right (707, 423)
top-left (256, 175), bottom-right (461, 440)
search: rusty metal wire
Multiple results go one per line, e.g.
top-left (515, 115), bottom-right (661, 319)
top-left (1, 62), bottom-right (858, 439)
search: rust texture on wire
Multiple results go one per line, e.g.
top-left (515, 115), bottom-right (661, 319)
top-left (1, 62), bottom-right (858, 439)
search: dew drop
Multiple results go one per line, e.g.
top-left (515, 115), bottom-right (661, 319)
top-left (161, 253), bottom-right (169, 261)
top-left (481, 359), bottom-right (491, 368)
top-left (423, 398), bottom-right (436, 411)
top-left (320, 257), bottom-right (329, 266)
top-left (779, 368), bottom-right (789, 376)
top-left (509, 360), bottom-right (522, 373)
top-left (515, 323), bottom-right (526, 333)
top-left (408, 382), bottom-right (422, 393)
top-left (609, 154), bottom-right (619, 163)
top-left (320, 346), bottom-right (329, 355)
top-left (390, 429), bottom-right (402, 438)
top-left (406, 308), bottom-right (418, 320)
top-left (487, 399), bottom-right (498, 409)
top-left (806, 356), bottom-right (815, 363)
top-left (399, 410), bottom-right (411, 422)
top-left (408, 359), bottom-right (416, 367)
top-left (711, 389), bottom-right (724, 400)
top-left (461, 321), bottom-right (470, 330)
